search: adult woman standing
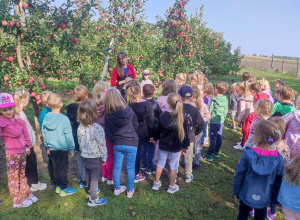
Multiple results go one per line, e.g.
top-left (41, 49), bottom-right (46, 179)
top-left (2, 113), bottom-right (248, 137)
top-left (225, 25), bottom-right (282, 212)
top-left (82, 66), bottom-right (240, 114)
top-left (111, 51), bottom-right (136, 91)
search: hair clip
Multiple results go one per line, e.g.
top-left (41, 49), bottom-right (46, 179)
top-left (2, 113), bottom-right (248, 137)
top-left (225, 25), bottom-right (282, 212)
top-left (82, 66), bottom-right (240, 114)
top-left (197, 96), bottom-right (200, 99)
top-left (274, 129), bottom-right (281, 135)
top-left (268, 136), bottom-right (274, 143)
top-left (22, 89), bottom-right (25, 94)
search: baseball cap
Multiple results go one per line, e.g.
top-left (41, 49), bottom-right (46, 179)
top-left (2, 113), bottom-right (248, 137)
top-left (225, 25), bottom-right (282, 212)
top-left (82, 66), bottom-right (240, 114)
top-left (178, 86), bottom-right (193, 98)
top-left (277, 79), bottom-right (285, 87)
top-left (142, 69), bottom-right (151, 75)
top-left (0, 93), bottom-right (16, 108)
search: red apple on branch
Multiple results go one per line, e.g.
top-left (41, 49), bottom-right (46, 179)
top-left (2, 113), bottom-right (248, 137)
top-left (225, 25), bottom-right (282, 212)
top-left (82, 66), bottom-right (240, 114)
top-left (23, 3), bottom-right (28, 9)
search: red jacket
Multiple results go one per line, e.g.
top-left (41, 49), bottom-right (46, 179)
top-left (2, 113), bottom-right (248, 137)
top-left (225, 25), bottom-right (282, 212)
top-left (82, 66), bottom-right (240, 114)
top-left (242, 112), bottom-right (256, 145)
top-left (111, 64), bottom-right (136, 89)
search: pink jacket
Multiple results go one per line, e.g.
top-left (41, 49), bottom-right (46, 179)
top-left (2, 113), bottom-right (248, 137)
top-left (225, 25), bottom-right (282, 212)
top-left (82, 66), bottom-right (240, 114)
top-left (283, 109), bottom-right (300, 159)
top-left (238, 95), bottom-right (254, 123)
top-left (156, 96), bottom-right (170, 112)
top-left (0, 116), bottom-right (32, 154)
top-left (191, 102), bottom-right (211, 122)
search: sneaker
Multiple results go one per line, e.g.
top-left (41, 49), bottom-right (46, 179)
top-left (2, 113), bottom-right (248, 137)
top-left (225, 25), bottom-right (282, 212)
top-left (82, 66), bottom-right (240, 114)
top-left (88, 197), bottom-right (107, 207)
top-left (227, 124), bottom-right (233, 129)
top-left (202, 140), bottom-right (209, 146)
top-left (134, 174), bottom-right (145, 183)
top-left (153, 159), bottom-right (158, 166)
top-left (127, 190), bottom-right (134, 198)
top-left (114, 186), bottom-right (126, 196)
top-left (180, 160), bottom-right (186, 169)
top-left (87, 188), bottom-right (100, 198)
top-left (80, 180), bottom-right (88, 189)
top-left (185, 174), bottom-right (194, 183)
top-left (101, 177), bottom-right (107, 182)
top-left (152, 181), bottom-right (162, 190)
top-left (27, 194), bottom-right (38, 203)
top-left (193, 162), bottom-right (200, 169)
top-left (30, 182), bottom-right (47, 192)
top-left (233, 144), bottom-right (244, 150)
top-left (237, 142), bottom-right (241, 145)
top-left (214, 152), bottom-right (220, 158)
top-left (146, 169), bottom-right (156, 175)
top-left (60, 185), bottom-right (76, 197)
top-left (204, 154), bottom-right (213, 162)
top-left (231, 127), bottom-right (237, 131)
top-left (140, 165), bottom-right (146, 171)
top-left (13, 198), bottom-right (33, 208)
top-left (249, 209), bottom-right (254, 217)
top-left (106, 180), bottom-right (114, 185)
top-left (267, 208), bottom-right (276, 220)
top-left (167, 184), bottom-right (179, 194)
top-left (55, 186), bottom-right (61, 194)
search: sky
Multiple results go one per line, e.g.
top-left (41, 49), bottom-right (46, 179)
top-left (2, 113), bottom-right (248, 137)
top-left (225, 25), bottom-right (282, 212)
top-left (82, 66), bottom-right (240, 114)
top-left (54, 0), bottom-right (300, 57)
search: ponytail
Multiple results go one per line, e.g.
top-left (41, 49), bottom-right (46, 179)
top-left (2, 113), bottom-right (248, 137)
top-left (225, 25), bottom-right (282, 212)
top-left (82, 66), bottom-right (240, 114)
top-left (192, 85), bottom-right (202, 111)
top-left (13, 88), bottom-right (29, 115)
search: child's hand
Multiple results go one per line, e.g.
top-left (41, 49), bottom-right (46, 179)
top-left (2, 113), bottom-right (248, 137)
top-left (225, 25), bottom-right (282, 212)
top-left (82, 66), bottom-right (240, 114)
top-left (182, 149), bottom-right (188, 155)
top-left (102, 161), bottom-right (106, 166)
top-left (26, 150), bottom-right (31, 156)
top-left (47, 150), bottom-right (50, 155)
top-left (125, 77), bottom-right (132, 83)
top-left (234, 195), bottom-right (240, 201)
top-left (150, 138), bottom-right (157, 145)
top-left (69, 152), bottom-right (74, 157)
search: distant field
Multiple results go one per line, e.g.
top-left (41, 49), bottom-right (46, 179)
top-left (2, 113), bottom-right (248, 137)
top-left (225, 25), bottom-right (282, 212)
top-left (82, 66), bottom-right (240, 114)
top-left (244, 55), bottom-right (299, 63)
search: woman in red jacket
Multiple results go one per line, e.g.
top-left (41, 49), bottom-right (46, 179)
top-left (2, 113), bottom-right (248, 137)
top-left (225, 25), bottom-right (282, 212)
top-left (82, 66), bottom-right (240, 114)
top-left (111, 51), bottom-right (136, 91)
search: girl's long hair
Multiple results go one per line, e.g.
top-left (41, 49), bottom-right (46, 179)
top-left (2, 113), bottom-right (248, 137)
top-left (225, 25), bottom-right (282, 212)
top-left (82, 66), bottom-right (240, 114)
top-left (167, 92), bottom-right (185, 142)
top-left (125, 81), bottom-right (141, 104)
top-left (192, 85), bottom-right (203, 111)
top-left (103, 88), bottom-right (127, 114)
top-left (92, 81), bottom-right (110, 105)
top-left (203, 82), bottom-right (214, 99)
top-left (237, 82), bottom-right (250, 98)
top-left (116, 51), bottom-right (127, 78)
top-left (284, 153), bottom-right (300, 186)
top-left (77, 99), bottom-right (98, 127)
top-left (161, 79), bottom-right (177, 96)
top-left (13, 88), bottom-right (29, 115)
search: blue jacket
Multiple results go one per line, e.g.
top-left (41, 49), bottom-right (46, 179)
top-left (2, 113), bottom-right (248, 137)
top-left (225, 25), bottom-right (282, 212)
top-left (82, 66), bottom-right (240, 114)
top-left (278, 161), bottom-right (300, 212)
top-left (39, 106), bottom-right (52, 130)
top-left (233, 148), bottom-right (284, 209)
top-left (42, 113), bottom-right (75, 153)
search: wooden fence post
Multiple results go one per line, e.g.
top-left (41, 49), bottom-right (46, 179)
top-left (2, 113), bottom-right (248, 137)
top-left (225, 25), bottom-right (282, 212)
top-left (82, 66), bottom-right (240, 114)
top-left (297, 61), bottom-right (299, 79)
top-left (281, 58), bottom-right (285, 74)
top-left (270, 54), bottom-right (274, 70)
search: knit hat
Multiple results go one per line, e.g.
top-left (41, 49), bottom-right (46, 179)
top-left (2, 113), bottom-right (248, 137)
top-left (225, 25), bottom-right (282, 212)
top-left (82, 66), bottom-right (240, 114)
top-left (178, 86), bottom-right (193, 98)
top-left (0, 93), bottom-right (16, 108)
top-left (277, 79), bottom-right (285, 87)
top-left (142, 69), bottom-right (151, 75)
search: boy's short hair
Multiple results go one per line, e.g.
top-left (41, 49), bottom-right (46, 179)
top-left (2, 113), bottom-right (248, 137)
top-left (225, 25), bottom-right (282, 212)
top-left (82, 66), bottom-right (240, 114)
top-left (74, 85), bottom-right (88, 102)
top-left (47, 93), bottom-right (63, 109)
top-left (277, 87), bottom-right (295, 101)
top-left (231, 83), bottom-right (237, 90)
top-left (143, 84), bottom-right (155, 98)
top-left (41, 91), bottom-right (53, 105)
top-left (243, 72), bottom-right (251, 81)
top-left (216, 81), bottom-right (229, 94)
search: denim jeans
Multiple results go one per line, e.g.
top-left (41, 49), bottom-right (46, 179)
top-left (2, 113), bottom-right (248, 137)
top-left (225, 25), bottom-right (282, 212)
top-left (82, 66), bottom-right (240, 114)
top-left (201, 122), bottom-right (209, 143)
top-left (207, 123), bottom-right (224, 156)
top-left (113, 145), bottom-right (137, 192)
top-left (140, 140), bottom-right (155, 170)
top-left (77, 151), bottom-right (86, 181)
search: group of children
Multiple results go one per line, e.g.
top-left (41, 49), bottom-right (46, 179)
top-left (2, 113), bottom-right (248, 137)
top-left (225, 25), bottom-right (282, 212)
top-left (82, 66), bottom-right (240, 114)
top-left (0, 70), bottom-right (299, 219)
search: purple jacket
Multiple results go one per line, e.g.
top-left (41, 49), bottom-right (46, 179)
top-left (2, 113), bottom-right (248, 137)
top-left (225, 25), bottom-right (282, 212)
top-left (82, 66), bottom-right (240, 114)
top-left (262, 89), bottom-right (274, 103)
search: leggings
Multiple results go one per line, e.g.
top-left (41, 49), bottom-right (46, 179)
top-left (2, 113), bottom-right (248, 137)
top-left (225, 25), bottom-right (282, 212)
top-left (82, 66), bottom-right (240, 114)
top-left (157, 150), bottom-right (181, 171)
top-left (237, 200), bottom-right (267, 220)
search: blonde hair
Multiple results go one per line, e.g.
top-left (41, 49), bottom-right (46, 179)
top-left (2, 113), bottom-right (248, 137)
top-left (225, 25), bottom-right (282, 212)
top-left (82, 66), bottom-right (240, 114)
top-left (254, 119), bottom-right (281, 146)
top-left (215, 81), bottom-right (229, 94)
top-left (175, 73), bottom-right (187, 86)
top-left (237, 82), bottom-right (250, 98)
top-left (189, 75), bottom-right (197, 86)
top-left (254, 99), bottom-right (273, 118)
top-left (260, 78), bottom-right (270, 91)
top-left (284, 153), bottom-right (300, 186)
top-left (125, 82), bottom-right (141, 104)
top-left (277, 87), bottom-right (296, 101)
top-left (47, 93), bottom-right (63, 109)
top-left (41, 91), bottom-right (53, 106)
top-left (161, 79), bottom-right (177, 96)
top-left (249, 77), bottom-right (257, 84)
top-left (194, 70), bottom-right (206, 84)
top-left (195, 82), bottom-right (203, 91)
top-left (92, 81), bottom-right (110, 105)
top-left (13, 88), bottom-right (29, 115)
top-left (203, 82), bottom-right (214, 99)
top-left (74, 85), bottom-right (88, 103)
top-left (167, 92), bottom-right (185, 142)
top-left (103, 88), bottom-right (127, 114)
top-left (192, 85), bottom-right (203, 111)
top-left (77, 99), bottom-right (98, 127)
top-left (231, 83), bottom-right (237, 90)
top-left (268, 116), bottom-right (285, 139)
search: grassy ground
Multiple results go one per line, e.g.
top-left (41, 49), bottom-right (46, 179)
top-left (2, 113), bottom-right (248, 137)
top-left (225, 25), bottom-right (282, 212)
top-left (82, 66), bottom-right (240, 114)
top-left (0, 68), bottom-right (296, 219)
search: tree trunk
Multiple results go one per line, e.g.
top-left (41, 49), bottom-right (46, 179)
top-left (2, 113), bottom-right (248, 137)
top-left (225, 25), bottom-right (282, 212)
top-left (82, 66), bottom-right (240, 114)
top-left (297, 61), bottom-right (299, 79)
top-left (101, 37), bottom-right (115, 80)
top-left (15, 0), bottom-right (25, 71)
top-left (281, 58), bottom-right (285, 74)
top-left (270, 54), bottom-right (274, 70)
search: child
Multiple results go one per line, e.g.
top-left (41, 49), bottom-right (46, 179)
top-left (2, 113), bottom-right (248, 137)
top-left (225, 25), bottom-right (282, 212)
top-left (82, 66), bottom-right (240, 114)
top-left (260, 78), bottom-right (274, 103)
top-left (271, 87), bottom-right (296, 117)
top-left (125, 81), bottom-right (154, 183)
top-left (42, 93), bottom-right (76, 196)
top-left (278, 153), bottom-right (300, 220)
top-left (249, 82), bottom-right (261, 97)
top-left (191, 85), bottom-right (211, 168)
top-left (142, 84), bottom-right (161, 174)
top-left (242, 72), bottom-right (251, 85)
top-left (140, 69), bottom-right (153, 92)
top-left (283, 94), bottom-right (300, 159)
top-left (13, 88), bottom-right (47, 191)
top-left (234, 119), bottom-right (284, 220)
top-left (92, 81), bottom-right (114, 185)
top-left (236, 82), bottom-right (254, 125)
top-left (39, 91), bottom-right (52, 129)
top-left (249, 77), bottom-right (257, 84)
top-left (189, 74), bottom-right (197, 86)
top-left (0, 93), bottom-right (38, 208)
top-left (202, 82), bottom-right (215, 146)
top-left (175, 73), bottom-right (187, 90)
top-left (274, 79), bottom-right (285, 103)
top-left (204, 82), bottom-right (229, 162)
top-left (152, 92), bottom-right (190, 193)
top-left (194, 70), bottom-right (206, 84)
top-left (66, 85), bottom-right (88, 188)
top-left (77, 99), bottom-right (108, 207)
top-left (104, 88), bottom-right (138, 198)
top-left (179, 86), bottom-right (204, 182)
top-left (228, 83), bottom-right (240, 131)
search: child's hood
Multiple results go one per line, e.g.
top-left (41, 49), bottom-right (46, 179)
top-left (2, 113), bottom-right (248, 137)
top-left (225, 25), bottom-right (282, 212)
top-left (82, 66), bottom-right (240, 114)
top-left (241, 95), bottom-right (253, 102)
top-left (293, 109), bottom-right (300, 124)
top-left (159, 112), bottom-right (177, 130)
top-left (109, 106), bottom-right (133, 126)
top-left (213, 95), bottom-right (228, 107)
top-left (263, 89), bottom-right (273, 96)
top-left (43, 113), bottom-right (65, 130)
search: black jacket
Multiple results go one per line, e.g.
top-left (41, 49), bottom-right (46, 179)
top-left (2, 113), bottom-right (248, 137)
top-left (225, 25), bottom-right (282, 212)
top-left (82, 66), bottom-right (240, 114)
top-left (105, 106), bottom-right (139, 147)
top-left (129, 101), bottom-right (154, 140)
top-left (66, 103), bottom-right (80, 151)
top-left (155, 111), bottom-right (190, 152)
top-left (144, 98), bottom-right (162, 138)
top-left (183, 103), bottom-right (205, 143)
